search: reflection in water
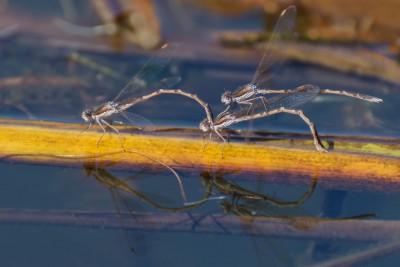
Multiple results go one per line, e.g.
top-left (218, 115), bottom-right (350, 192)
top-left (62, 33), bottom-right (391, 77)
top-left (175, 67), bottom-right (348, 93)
top-left (83, 156), bottom-right (212, 212)
top-left (0, 151), bottom-right (383, 265)
top-left (83, 158), bottom-right (377, 264)
top-left (200, 169), bottom-right (318, 207)
top-left (84, 160), bottom-right (149, 254)
top-left (82, 155), bottom-right (210, 253)
top-left (193, 170), bottom-right (376, 266)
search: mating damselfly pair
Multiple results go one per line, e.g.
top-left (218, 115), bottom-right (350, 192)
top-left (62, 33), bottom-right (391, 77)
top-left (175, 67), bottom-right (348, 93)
top-left (81, 5), bottom-right (383, 152)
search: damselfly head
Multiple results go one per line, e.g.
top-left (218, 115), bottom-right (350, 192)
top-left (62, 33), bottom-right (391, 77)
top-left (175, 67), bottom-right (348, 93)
top-left (81, 108), bottom-right (93, 122)
top-left (220, 200), bottom-right (232, 213)
top-left (221, 91), bottom-right (233, 104)
top-left (199, 118), bottom-right (212, 132)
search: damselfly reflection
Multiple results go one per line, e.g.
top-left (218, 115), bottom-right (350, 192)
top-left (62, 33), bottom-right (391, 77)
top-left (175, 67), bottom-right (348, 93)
top-left (199, 169), bottom-right (318, 207)
top-left (82, 151), bottom-right (210, 253)
top-left (193, 169), bottom-right (377, 221)
top-left (201, 84), bottom-right (382, 151)
top-left (186, 169), bottom-right (320, 266)
top-left (191, 170), bottom-right (376, 266)
top-left (84, 160), bottom-right (149, 254)
top-left (81, 43), bottom-right (181, 149)
top-left (220, 196), bottom-right (376, 266)
top-left (83, 154), bottom-right (211, 212)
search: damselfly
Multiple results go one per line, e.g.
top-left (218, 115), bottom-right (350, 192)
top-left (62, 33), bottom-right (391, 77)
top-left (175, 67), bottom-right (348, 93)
top-left (200, 84), bottom-right (383, 152)
top-left (81, 43), bottom-right (181, 149)
top-left (220, 5), bottom-right (296, 111)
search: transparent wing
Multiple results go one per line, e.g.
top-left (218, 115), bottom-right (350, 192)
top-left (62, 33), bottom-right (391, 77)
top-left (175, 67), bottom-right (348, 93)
top-left (251, 6), bottom-right (297, 87)
top-left (151, 76), bottom-right (182, 90)
top-left (118, 110), bottom-right (156, 131)
top-left (265, 85), bottom-right (319, 110)
top-left (113, 43), bottom-right (178, 103)
top-left (235, 85), bottom-right (319, 117)
top-left (111, 189), bottom-right (148, 255)
top-left (267, 86), bottom-right (320, 110)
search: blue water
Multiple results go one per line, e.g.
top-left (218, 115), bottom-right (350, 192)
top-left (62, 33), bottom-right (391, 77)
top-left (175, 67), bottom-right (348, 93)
top-left (1, 1), bottom-right (400, 266)
top-left (1, 160), bottom-right (400, 266)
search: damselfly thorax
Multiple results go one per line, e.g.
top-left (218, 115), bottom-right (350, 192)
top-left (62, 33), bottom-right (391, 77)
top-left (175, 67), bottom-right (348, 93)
top-left (80, 43), bottom-right (179, 149)
top-left (220, 6), bottom-right (297, 110)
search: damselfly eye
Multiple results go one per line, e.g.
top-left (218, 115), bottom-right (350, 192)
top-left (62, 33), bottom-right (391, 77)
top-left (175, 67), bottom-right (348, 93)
top-left (81, 109), bottom-right (93, 121)
top-left (221, 91), bottom-right (232, 104)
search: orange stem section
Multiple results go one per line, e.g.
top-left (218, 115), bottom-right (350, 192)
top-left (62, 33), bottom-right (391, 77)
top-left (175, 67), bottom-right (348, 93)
top-left (0, 118), bottom-right (398, 191)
